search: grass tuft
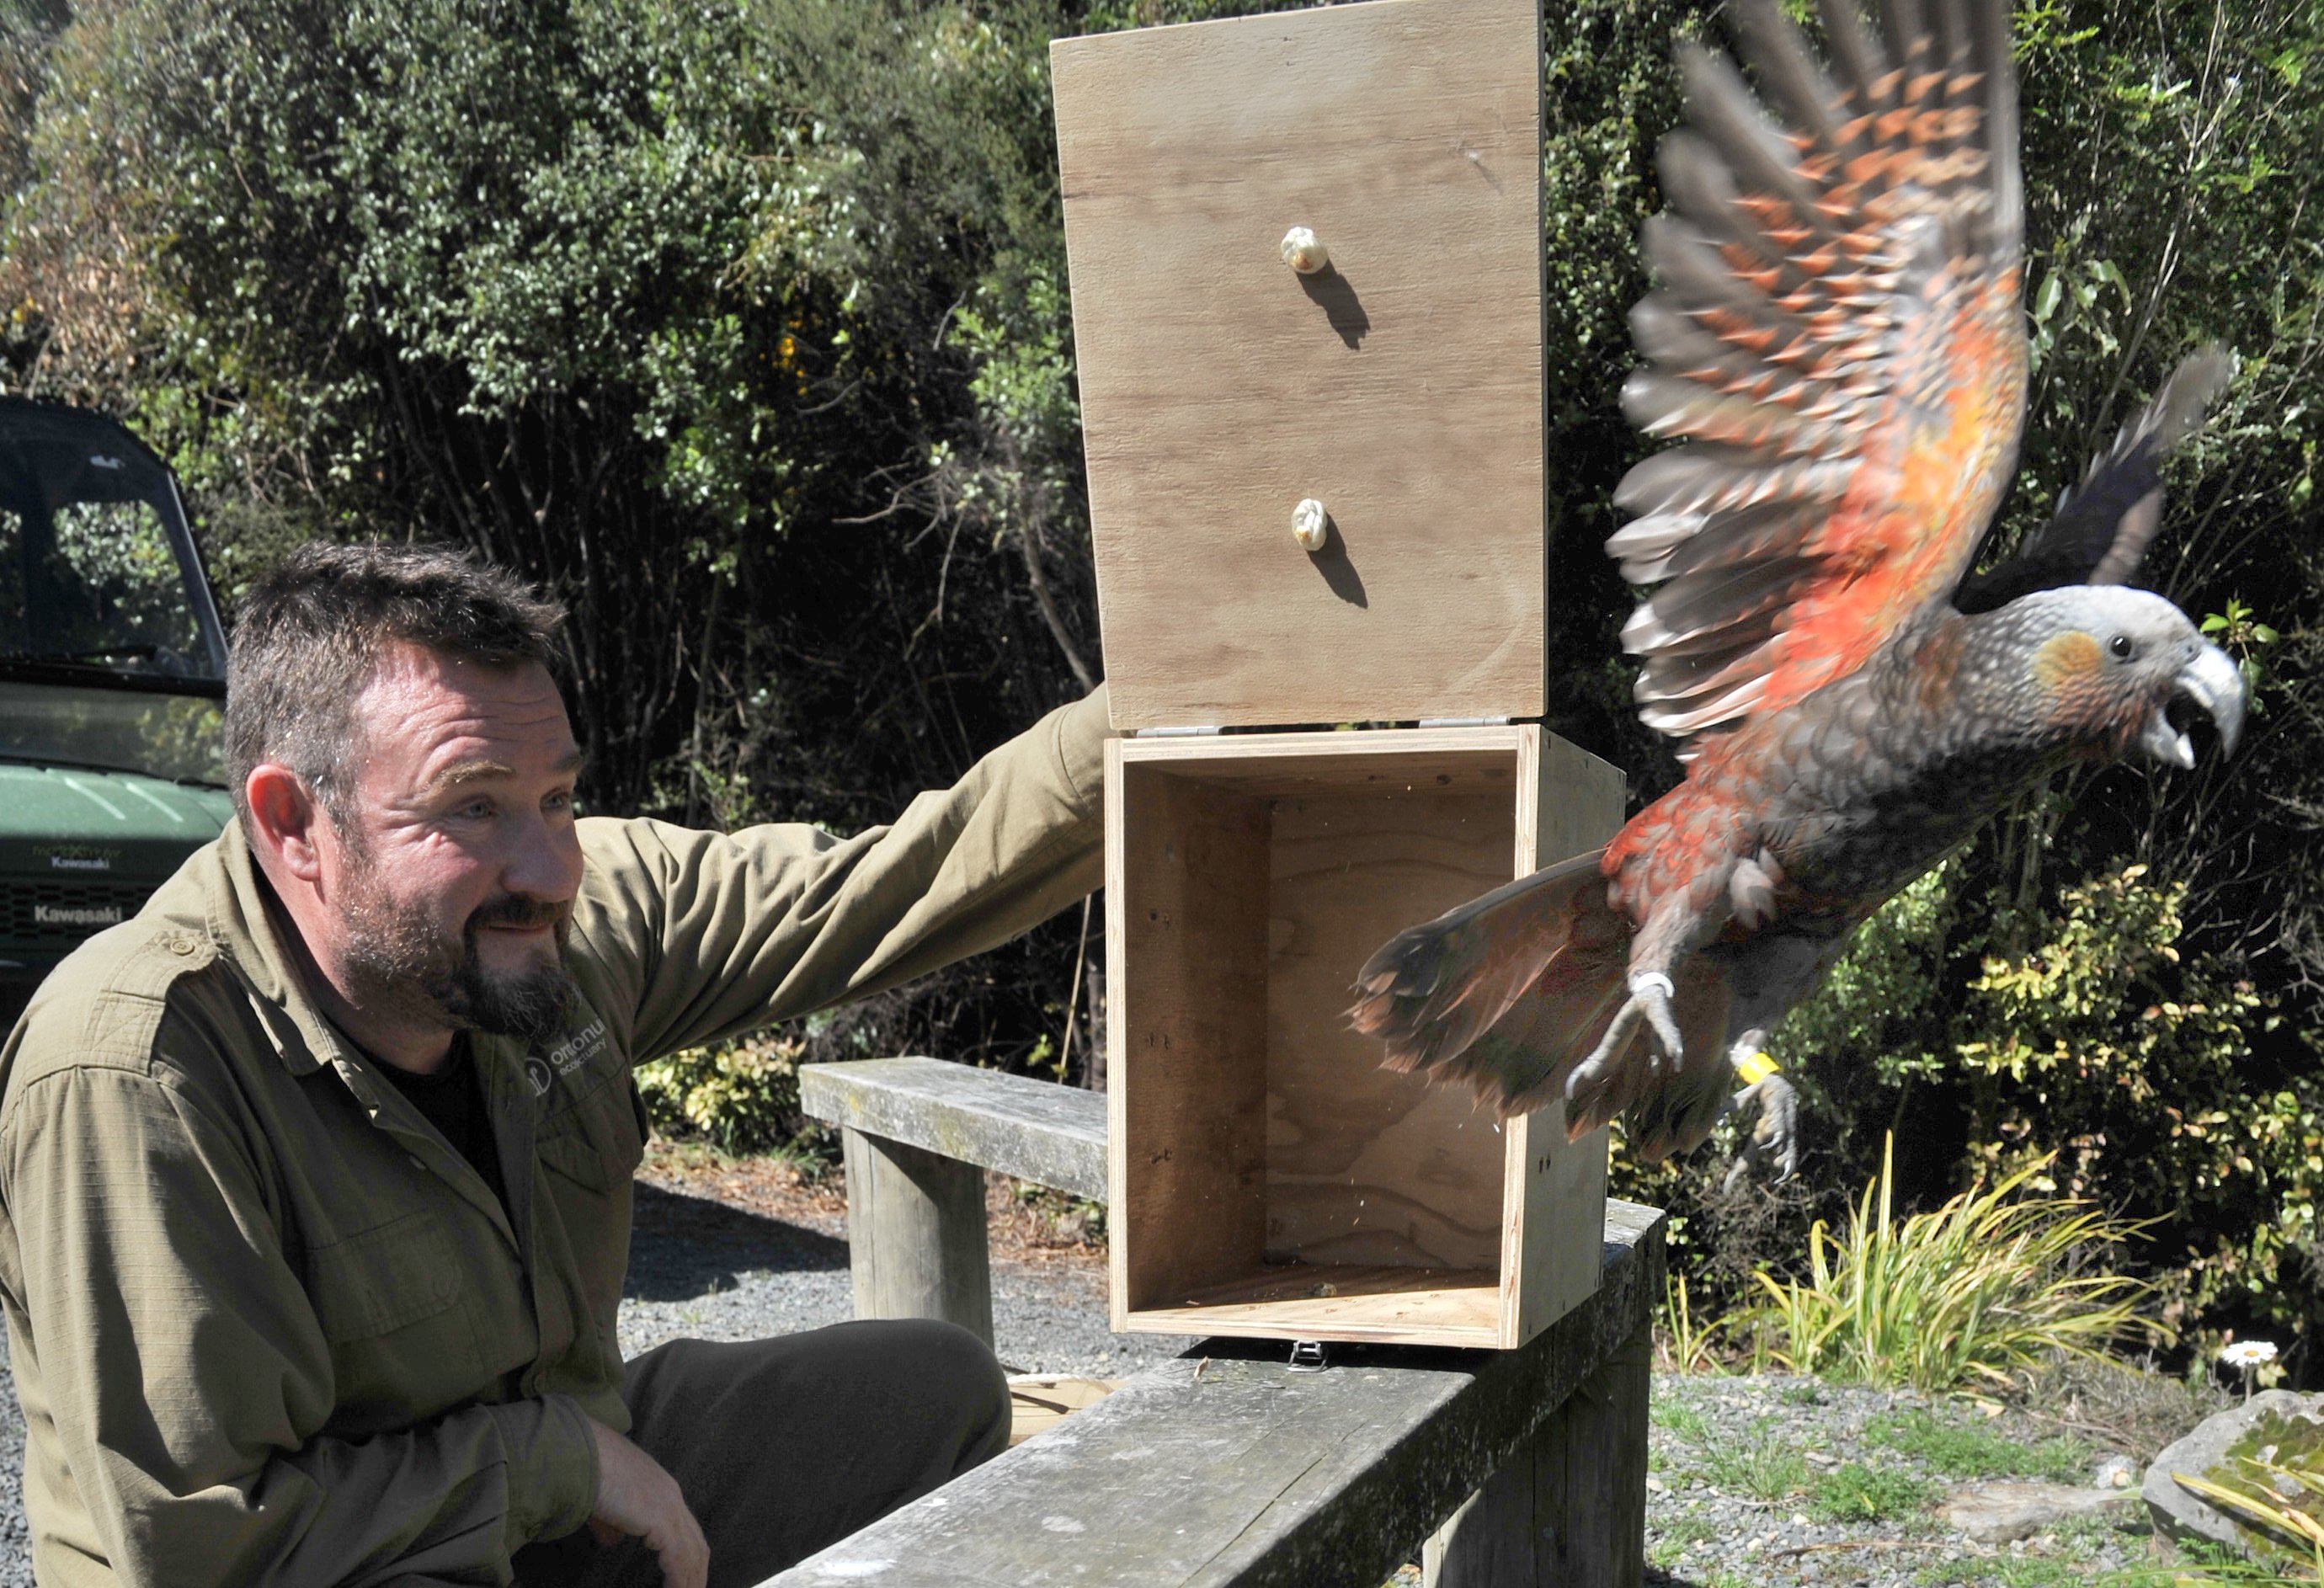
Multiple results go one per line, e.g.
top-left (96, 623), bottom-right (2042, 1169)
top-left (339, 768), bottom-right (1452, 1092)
top-left (1694, 1433), bottom-right (1810, 1503)
top-left (1865, 1408), bottom-right (2093, 1482)
top-left (1726, 1133), bottom-right (2168, 1393)
top-left (1806, 1460), bottom-right (1939, 1522)
top-left (1650, 1395), bottom-right (1709, 1443)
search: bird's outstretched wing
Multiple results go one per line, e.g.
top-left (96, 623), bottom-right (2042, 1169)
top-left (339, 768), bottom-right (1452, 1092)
top-left (1611, 0), bottom-right (2026, 749)
top-left (1954, 346), bottom-right (2236, 613)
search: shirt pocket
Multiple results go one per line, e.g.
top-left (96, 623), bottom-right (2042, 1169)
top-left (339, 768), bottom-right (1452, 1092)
top-left (303, 1209), bottom-right (488, 1432)
top-left (534, 1060), bottom-right (647, 1194)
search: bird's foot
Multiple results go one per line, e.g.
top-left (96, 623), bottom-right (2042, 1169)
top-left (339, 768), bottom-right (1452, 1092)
top-left (1568, 972), bottom-right (1685, 1111)
top-left (1720, 1063), bottom-right (1799, 1191)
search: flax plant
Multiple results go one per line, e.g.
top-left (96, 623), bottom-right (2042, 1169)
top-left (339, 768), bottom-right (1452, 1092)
top-left (2166, 1457), bottom-right (2324, 1582)
top-left (1732, 1134), bottom-right (2167, 1393)
top-left (1659, 1272), bottom-right (1727, 1373)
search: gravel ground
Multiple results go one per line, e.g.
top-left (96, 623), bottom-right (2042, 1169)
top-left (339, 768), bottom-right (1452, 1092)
top-left (619, 1180), bottom-right (1186, 1377)
top-left (1642, 1372), bottom-right (2172, 1587)
top-left (0, 1333), bottom-right (23, 1588)
top-left (0, 1184), bottom-right (2206, 1585)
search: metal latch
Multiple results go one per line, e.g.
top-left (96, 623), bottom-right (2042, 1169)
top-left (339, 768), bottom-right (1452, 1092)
top-left (1287, 1340), bottom-right (1329, 1372)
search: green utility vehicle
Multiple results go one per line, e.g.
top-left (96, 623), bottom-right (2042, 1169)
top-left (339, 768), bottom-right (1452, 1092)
top-left (0, 397), bottom-right (232, 1024)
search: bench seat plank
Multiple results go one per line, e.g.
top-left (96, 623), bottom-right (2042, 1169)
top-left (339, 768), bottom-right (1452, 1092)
top-left (763, 1200), bottom-right (1664, 1588)
top-left (800, 1057), bottom-right (1109, 1202)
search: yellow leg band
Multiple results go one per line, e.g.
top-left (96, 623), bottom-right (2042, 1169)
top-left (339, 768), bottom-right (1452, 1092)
top-left (1733, 1050), bottom-right (1780, 1086)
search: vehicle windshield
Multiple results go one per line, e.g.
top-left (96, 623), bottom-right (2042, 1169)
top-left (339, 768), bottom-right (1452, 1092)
top-left (0, 679), bottom-right (226, 786)
top-left (0, 496), bottom-right (217, 684)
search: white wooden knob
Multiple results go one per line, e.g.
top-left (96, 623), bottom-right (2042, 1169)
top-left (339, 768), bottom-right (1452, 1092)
top-left (1280, 227), bottom-right (1330, 275)
top-left (1292, 498), bottom-right (1330, 552)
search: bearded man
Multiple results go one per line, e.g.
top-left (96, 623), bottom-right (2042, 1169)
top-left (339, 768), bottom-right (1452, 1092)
top-left (0, 542), bottom-right (1111, 1587)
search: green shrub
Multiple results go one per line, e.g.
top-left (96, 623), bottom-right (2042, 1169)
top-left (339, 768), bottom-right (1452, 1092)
top-left (635, 1032), bottom-right (813, 1157)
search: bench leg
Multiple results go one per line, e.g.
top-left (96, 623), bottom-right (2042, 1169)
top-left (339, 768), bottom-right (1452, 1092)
top-left (1422, 1324), bottom-right (1650, 1587)
top-left (840, 1125), bottom-right (995, 1349)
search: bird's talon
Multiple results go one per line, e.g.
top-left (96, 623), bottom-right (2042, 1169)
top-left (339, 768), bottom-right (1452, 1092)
top-left (1721, 1073), bottom-right (1800, 1191)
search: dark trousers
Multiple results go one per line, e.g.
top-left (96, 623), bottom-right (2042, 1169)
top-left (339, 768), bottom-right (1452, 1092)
top-left (513, 1319), bottom-right (1010, 1587)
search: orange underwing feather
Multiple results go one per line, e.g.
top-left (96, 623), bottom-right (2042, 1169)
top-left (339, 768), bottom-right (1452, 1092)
top-left (1616, 0), bottom-right (2025, 750)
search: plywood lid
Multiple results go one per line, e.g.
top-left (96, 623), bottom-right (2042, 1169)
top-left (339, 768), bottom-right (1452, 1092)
top-left (1053, 0), bottom-right (1546, 730)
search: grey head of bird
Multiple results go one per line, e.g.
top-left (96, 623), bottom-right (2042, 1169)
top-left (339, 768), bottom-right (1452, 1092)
top-left (1959, 584), bottom-right (2247, 770)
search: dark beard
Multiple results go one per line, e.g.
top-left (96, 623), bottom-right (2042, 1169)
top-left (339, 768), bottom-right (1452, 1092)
top-left (340, 871), bottom-right (574, 1047)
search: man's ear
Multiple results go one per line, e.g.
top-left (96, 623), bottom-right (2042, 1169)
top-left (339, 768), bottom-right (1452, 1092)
top-left (244, 764), bottom-right (328, 882)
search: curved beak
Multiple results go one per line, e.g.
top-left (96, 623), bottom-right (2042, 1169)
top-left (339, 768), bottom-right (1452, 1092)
top-left (2140, 641), bottom-right (2247, 768)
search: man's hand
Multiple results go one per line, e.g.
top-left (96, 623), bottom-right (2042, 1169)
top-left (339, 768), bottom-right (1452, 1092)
top-left (587, 1418), bottom-right (709, 1588)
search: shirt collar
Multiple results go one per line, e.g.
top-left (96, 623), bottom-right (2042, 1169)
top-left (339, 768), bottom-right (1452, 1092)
top-left (201, 820), bottom-right (362, 1079)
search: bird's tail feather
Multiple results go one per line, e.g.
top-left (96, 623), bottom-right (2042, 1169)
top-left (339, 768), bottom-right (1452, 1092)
top-left (1350, 848), bottom-right (1735, 1159)
top-left (1347, 850), bottom-right (1619, 1082)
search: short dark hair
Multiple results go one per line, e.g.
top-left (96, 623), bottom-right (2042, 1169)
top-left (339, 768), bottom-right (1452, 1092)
top-left (225, 541), bottom-right (567, 823)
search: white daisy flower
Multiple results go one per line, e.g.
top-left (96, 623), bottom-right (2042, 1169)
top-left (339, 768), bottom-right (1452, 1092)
top-left (2220, 1340), bottom-right (2280, 1369)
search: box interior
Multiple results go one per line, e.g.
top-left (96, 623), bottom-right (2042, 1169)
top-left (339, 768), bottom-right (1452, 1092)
top-left (1115, 742), bottom-right (1527, 1343)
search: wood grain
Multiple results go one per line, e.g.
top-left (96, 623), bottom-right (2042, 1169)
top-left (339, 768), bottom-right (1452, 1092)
top-left (1129, 1264), bottom-right (1501, 1346)
top-left (801, 1057), bottom-right (1107, 1202)
top-left (767, 1200), bottom-right (1666, 1588)
top-left (1052, 0), bottom-right (1547, 729)
top-left (1265, 787), bottom-right (1511, 1272)
top-left (1111, 727), bottom-right (1621, 1347)
top-left (1108, 738), bottom-right (1275, 1330)
top-left (840, 1126), bottom-right (995, 1349)
top-left (1506, 727), bottom-right (1627, 1342)
top-left (1424, 1327), bottom-right (1651, 1586)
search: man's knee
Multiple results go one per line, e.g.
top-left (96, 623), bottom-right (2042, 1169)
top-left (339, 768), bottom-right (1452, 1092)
top-left (860, 1319), bottom-right (1010, 1470)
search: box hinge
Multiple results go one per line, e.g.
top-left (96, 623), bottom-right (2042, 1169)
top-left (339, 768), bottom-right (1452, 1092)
top-left (1416, 716), bottom-right (1511, 728)
top-left (1133, 725), bottom-right (1223, 738)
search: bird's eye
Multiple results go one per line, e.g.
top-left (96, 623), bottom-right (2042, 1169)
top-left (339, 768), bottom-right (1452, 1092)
top-left (2108, 634), bottom-right (2136, 660)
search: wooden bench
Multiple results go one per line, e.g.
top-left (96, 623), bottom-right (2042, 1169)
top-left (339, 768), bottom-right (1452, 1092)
top-left (789, 1056), bottom-right (1662, 1588)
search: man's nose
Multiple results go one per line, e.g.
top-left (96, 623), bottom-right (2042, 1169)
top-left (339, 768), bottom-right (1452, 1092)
top-left (504, 807), bottom-right (583, 903)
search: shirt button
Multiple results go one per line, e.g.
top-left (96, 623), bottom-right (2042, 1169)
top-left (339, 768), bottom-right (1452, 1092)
top-left (168, 938), bottom-right (195, 956)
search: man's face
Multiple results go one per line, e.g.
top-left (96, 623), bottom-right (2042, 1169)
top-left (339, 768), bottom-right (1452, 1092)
top-left (322, 642), bottom-right (585, 1047)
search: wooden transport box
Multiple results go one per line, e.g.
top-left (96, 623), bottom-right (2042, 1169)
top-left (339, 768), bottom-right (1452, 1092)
top-left (1052, 0), bottom-right (1552, 732)
top-left (1055, 0), bottom-right (1616, 1349)
top-left (1104, 727), bottom-right (1622, 1348)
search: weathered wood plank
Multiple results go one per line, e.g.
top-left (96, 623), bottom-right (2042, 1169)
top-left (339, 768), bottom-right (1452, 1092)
top-left (761, 1200), bottom-right (1665, 1588)
top-left (1422, 1325), bottom-right (1650, 1586)
top-left (840, 1126), bottom-right (995, 1348)
top-left (802, 1057), bottom-right (1108, 1202)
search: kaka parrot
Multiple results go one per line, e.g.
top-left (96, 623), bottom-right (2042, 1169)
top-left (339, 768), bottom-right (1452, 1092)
top-left (1347, 0), bottom-right (2245, 1180)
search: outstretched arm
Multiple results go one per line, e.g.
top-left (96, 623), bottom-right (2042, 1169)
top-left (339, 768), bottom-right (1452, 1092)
top-left (573, 686), bottom-right (1111, 1063)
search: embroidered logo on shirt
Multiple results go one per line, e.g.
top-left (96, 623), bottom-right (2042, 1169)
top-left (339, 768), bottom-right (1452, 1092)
top-left (526, 1018), bottom-right (608, 1097)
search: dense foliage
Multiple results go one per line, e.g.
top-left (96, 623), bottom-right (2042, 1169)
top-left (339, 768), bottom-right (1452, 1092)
top-left (2, 0), bottom-right (2318, 1350)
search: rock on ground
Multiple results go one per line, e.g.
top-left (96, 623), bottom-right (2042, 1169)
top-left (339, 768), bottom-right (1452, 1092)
top-left (2142, 1387), bottom-right (2324, 1552)
top-left (1940, 1480), bottom-right (2139, 1544)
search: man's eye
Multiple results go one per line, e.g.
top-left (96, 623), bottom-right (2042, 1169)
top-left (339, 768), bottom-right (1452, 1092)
top-left (458, 799), bottom-right (495, 821)
top-left (545, 789), bottom-right (573, 814)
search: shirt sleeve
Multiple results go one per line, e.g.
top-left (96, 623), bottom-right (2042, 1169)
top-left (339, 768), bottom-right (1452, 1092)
top-left (2, 1059), bottom-right (599, 1587)
top-left (573, 685), bottom-right (1110, 1062)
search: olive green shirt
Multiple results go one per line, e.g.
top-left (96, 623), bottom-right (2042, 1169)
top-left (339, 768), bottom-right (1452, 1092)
top-left (0, 688), bottom-right (1108, 1586)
